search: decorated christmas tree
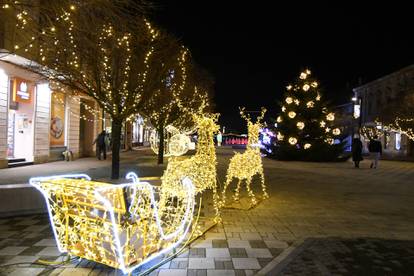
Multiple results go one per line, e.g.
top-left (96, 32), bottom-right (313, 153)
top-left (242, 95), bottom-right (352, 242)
top-left (274, 69), bottom-right (344, 161)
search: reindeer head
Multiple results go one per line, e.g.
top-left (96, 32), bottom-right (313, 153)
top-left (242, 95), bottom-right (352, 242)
top-left (239, 107), bottom-right (267, 148)
top-left (193, 113), bottom-right (220, 154)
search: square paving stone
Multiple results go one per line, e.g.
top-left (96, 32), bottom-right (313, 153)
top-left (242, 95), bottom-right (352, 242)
top-left (245, 248), bottom-right (272, 258)
top-left (8, 267), bottom-right (45, 276)
top-left (207, 269), bottom-right (235, 276)
top-left (228, 248), bottom-right (247, 258)
top-left (188, 269), bottom-right (207, 276)
top-left (234, 269), bottom-right (246, 276)
top-left (23, 225), bottom-right (49, 232)
top-left (34, 239), bottom-right (57, 247)
top-left (158, 269), bottom-right (187, 276)
top-left (206, 248), bottom-right (230, 258)
top-left (189, 248), bottom-right (206, 258)
top-left (170, 258), bottom-right (188, 269)
top-left (232, 258), bottom-right (261, 270)
top-left (35, 247), bottom-right (62, 256)
top-left (188, 258), bottom-right (215, 269)
top-left (212, 240), bottom-right (228, 248)
top-left (248, 240), bottom-right (267, 248)
top-left (227, 240), bottom-right (250, 249)
top-left (0, 231), bottom-right (15, 239)
top-left (214, 260), bottom-right (234, 270)
top-left (0, 246), bottom-right (28, 255)
top-left (192, 239), bottom-right (213, 248)
top-left (2, 255), bottom-right (39, 267)
top-left (18, 246), bottom-right (46, 256)
top-left (264, 240), bottom-right (289, 249)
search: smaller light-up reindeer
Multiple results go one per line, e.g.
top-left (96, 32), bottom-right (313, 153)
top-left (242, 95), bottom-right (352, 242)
top-left (222, 107), bottom-right (268, 206)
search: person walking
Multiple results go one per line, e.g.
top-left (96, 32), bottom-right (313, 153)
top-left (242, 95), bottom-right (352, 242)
top-left (352, 135), bottom-right (363, 168)
top-left (217, 131), bottom-right (223, 146)
top-left (368, 135), bottom-right (382, 168)
top-left (93, 130), bottom-right (107, 160)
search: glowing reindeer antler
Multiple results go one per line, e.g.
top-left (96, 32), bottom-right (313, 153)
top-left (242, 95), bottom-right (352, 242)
top-left (239, 107), bottom-right (252, 124)
top-left (256, 107), bottom-right (267, 125)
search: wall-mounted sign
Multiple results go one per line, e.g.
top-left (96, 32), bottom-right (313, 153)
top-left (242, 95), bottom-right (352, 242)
top-left (12, 78), bottom-right (33, 103)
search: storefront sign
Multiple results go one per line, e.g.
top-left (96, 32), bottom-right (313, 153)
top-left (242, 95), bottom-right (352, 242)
top-left (12, 78), bottom-right (33, 103)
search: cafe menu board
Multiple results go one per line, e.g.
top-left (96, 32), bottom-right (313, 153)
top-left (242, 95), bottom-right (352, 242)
top-left (12, 78), bottom-right (33, 103)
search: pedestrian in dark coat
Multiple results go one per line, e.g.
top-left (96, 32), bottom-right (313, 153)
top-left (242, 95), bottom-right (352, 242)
top-left (93, 130), bottom-right (107, 160)
top-left (352, 136), bottom-right (363, 168)
top-left (368, 135), bottom-right (382, 168)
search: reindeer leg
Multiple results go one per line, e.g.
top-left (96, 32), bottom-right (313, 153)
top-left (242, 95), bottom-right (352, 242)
top-left (246, 177), bottom-right (257, 206)
top-left (259, 166), bottom-right (269, 199)
top-left (212, 185), bottom-right (222, 223)
top-left (233, 179), bottom-right (242, 202)
top-left (221, 174), bottom-right (233, 208)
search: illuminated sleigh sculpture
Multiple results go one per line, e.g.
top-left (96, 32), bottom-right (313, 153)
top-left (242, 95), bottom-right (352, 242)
top-left (29, 172), bottom-right (195, 274)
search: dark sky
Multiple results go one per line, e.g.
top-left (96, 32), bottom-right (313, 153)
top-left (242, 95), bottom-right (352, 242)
top-left (151, 2), bottom-right (414, 133)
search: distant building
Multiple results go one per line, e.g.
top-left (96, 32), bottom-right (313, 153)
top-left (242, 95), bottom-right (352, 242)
top-left (353, 64), bottom-right (414, 160)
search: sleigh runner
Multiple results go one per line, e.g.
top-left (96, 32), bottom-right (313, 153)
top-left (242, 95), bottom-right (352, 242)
top-left (29, 172), bottom-right (195, 274)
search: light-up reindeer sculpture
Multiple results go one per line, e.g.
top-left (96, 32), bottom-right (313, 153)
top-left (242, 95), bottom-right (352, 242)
top-left (222, 107), bottom-right (268, 206)
top-left (161, 114), bottom-right (220, 219)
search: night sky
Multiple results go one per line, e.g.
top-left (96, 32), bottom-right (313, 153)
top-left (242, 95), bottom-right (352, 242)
top-left (151, 2), bottom-right (414, 133)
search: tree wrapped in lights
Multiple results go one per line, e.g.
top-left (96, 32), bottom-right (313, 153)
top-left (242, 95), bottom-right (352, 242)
top-left (274, 69), bottom-right (344, 161)
top-left (1, 1), bottom-right (188, 178)
top-left (143, 58), bottom-right (212, 164)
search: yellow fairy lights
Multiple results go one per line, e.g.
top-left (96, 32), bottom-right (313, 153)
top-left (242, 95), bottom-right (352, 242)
top-left (332, 128), bottom-right (341, 136)
top-left (326, 113), bottom-right (335, 121)
top-left (222, 107), bottom-right (268, 206)
top-left (150, 125), bottom-right (191, 157)
top-left (29, 173), bottom-right (195, 274)
top-left (306, 101), bottom-right (315, 108)
top-left (277, 69), bottom-right (340, 152)
top-left (289, 137), bottom-right (297, 145)
top-left (277, 116), bottom-right (283, 123)
top-left (161, 114), bottom-right (220, 218)
top-left (384, 118), bottom-right (414, 141)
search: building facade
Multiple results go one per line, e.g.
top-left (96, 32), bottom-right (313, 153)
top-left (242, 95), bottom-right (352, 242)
top-left (0, 13), bottom-right (150, 168)
top-left (353, 64), bottom-right (414, 160)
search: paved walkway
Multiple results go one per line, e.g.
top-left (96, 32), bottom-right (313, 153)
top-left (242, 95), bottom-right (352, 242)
top-left (0, 148), bottom-right (165, 185)
top-left (0, 147), bottom-right (413, 275)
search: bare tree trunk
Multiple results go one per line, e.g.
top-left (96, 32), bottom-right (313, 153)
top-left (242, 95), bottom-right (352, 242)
top-left (158, 125), bottom-right (164, 164)
top-left (111, 118), bottom-right (122, 179)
